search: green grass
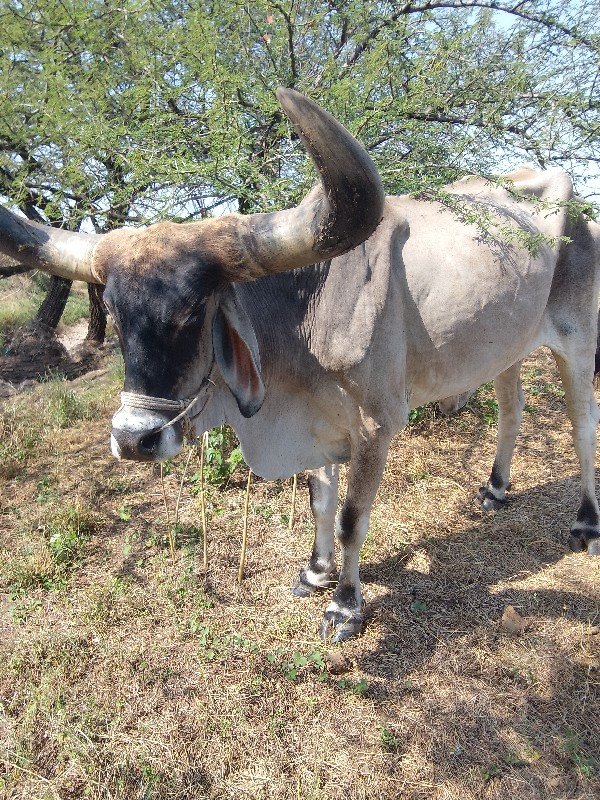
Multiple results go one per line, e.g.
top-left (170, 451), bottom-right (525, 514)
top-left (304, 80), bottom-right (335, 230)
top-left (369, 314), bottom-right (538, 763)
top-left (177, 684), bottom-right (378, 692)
top-left (559, 730), bottom-right (598, 779)
top-left (1, 348), bottom-right (599, 800)
top-left (0, 375), bottom-right (108, 479)
top-left (471, 381), bottom-right (499, 424)
top-left (3, 504), bottom-right (99, 601)
top-left (0, 284), bottom-right (45, 339)
top-left (381, 726), bottom-right (403, 752)
top-left (191, 425), bottom-right (244, 488)
top-left (46, 382), bottom-right (95, 428)
top-left (107, 350), bottom-right (125, 384)
top-left (61, 290), bottom-right (90, 328)
top-left (46, 504), bottom-right (97, 568)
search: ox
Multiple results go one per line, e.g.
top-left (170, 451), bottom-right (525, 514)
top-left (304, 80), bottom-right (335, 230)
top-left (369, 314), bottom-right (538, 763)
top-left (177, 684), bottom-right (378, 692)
top-left (1, 90), bottom-right (598, 643)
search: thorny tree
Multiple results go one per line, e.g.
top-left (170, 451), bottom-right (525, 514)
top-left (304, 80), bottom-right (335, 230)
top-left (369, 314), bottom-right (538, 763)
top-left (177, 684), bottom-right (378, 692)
top-left (1, 0), bottom-right (599, 349)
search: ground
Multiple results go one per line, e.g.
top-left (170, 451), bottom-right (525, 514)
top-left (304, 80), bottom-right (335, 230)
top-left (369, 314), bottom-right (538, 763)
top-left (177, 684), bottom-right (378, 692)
top-left (0, 308), bottom-right (598, 798)
top-left (0, 319), bottom-right (104, 388)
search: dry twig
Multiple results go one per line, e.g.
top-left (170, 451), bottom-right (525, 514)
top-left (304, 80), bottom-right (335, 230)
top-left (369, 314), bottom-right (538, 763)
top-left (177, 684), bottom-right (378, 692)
top-left (238, 469), bottom-right (252, 583)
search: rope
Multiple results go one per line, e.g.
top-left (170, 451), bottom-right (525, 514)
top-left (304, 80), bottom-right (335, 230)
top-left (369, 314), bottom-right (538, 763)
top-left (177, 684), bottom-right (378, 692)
top-left (120, 391), bottom-right (194, 413)
top-left (118, 359), bottom-right (216, 441)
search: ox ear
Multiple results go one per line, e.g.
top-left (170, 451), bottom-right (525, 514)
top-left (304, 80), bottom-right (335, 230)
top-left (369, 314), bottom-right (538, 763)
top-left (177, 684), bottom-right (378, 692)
top-left (213, 288), bottom-right (265, 418)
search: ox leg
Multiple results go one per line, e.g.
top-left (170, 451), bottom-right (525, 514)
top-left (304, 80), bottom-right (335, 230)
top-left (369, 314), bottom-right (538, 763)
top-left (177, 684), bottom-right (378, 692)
top-left (552, 352), bottom-right (600, 555)
top-left (293, 465), bottom-right (339, 596)
top-left (320, 434), bottom-right (391, 643)
top-left (478, 362), bottom-right (525, 510)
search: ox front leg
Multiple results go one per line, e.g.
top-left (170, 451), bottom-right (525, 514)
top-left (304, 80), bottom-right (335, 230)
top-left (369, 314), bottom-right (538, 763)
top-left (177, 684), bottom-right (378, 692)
top-left (320, 433), bottom-right (391, 643)
top-left (478, 362), bottom-right (524, 510)
top-left (293, 465), bottom-right (339, 596)
top-left (552, 352), bottom-right (600, 555)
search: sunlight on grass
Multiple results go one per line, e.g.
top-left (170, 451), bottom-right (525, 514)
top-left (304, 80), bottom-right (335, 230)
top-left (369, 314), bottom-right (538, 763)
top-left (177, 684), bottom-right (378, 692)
top-left (1, 349), bottom-right (598, 800)
top-left (0, 286), bottom-right (44, 336)
top-left (0, 375), bottom-right (110, 478)
top-left (60, 290), bottom-right (90, 328)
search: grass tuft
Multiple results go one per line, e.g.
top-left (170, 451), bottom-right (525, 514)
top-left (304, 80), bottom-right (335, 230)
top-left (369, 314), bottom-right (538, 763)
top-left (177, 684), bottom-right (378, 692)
top-left (3, 503), bottom-right (100, 600)
top-left (46, 382), bottom-right (95, 428)
top-left (0, 376), bottom-right (106, 478)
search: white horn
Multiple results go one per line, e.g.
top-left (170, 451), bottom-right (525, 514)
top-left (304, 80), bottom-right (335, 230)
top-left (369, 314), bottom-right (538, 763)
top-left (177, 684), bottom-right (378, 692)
top-left (0, 206), bottom-right (103, 284)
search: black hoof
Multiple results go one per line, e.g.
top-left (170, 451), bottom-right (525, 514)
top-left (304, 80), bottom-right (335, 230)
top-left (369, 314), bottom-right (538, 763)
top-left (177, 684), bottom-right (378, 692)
top-left (568, 532), bottom-right (586, 553)
top-left (477, 486), bottom-right (506, 511)
top-left (569, 529), bottom-right (600, 556)
top-left (319, 609), bottom-right (364, 643)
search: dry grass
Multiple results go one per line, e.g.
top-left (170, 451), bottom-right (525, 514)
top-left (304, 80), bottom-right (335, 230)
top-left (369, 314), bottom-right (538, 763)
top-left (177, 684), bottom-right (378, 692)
top-left (0, 348), bottom-right (599, 799)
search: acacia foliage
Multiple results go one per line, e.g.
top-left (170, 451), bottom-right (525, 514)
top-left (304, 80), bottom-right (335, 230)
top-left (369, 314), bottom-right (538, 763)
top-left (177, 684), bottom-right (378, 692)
top-left (1, 0), bottom-right (599, 229)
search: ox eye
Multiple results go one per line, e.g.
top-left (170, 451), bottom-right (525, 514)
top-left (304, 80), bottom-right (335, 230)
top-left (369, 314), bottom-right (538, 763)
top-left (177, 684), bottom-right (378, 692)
top-left (180, 299), bottom-right (208, 325)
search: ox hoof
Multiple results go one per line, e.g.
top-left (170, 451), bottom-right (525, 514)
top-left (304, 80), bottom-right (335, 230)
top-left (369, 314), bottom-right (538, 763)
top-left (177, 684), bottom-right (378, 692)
top-left (319, 609), bottom-right (364, 644)
top-left (477, 486), bottom-right (506, 512)
top-left (293, 582), bottom-right (315, 598)
top-left (568, 529), bottom-right (600, 556)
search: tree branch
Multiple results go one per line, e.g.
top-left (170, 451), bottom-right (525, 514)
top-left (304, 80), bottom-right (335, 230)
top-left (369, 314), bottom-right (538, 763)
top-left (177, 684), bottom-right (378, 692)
top-left (344, 1), bottom-right (597, 72)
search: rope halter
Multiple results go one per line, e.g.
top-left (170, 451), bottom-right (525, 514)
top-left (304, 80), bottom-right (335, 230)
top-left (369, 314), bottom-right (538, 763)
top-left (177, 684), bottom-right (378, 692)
top-left (118, 363), bottom-right (215, 440)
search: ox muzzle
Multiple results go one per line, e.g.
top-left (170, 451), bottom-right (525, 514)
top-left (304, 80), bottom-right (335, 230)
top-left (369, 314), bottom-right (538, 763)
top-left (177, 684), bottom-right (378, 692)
top-left (111, 405), bottom-right (184, 462)
top-left (111, 370), bottom-right (215, 461)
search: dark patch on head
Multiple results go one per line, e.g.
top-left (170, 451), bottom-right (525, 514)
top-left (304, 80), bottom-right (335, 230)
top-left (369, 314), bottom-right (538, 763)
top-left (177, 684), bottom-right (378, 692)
top-left (103, 260), bottom-right (225, 398)
top-left (95, 219), bottom-right (253, 399)
top-left (577, 494), bottom-right (599, 526)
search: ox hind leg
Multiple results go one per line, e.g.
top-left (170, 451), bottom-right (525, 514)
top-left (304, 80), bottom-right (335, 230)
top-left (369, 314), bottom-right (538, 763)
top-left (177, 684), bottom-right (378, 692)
top-left (293, 464), bottom-right (339, 596)
top-left (478, 362), bottom-right (525, 510)
top-left (551, 349), bottom-right (600, 555)
top-left (320, 430), bottom-right (392, 643)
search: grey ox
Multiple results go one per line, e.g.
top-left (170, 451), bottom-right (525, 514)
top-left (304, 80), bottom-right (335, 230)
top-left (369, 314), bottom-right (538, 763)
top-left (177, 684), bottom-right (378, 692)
top-left (1, 90), bottom-right (598, 643)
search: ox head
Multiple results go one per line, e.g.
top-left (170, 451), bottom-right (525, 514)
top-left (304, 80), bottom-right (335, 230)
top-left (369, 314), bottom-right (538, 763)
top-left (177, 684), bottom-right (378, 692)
top-left (0, 89), bottom-right (384, 461)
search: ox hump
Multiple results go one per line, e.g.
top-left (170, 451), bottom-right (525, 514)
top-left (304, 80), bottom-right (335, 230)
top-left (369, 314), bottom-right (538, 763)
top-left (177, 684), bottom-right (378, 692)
top-left (503, 166), bottom-right (574, 204)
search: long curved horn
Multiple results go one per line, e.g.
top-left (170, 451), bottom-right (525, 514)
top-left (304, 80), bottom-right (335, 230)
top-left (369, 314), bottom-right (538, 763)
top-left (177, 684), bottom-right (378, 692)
top-left (0, 90), bottom-right (383, 284)
top-left (0, 205), bottom-right (102, 283)
top-left (233, 88), bottom-right (385, 277)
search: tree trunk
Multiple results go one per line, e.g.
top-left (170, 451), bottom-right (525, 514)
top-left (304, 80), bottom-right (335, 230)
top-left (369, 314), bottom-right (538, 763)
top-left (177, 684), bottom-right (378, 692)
top-left (35, 275), bottom-right (72, 329)
top-left (85, 283), bottom-right (107, 343)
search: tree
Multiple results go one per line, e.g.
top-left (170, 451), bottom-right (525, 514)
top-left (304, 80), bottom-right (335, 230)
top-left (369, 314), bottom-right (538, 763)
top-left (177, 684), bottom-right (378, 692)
top-left (34, 276), bottom-right (72, 330)
top-left (1, 0), bottom-right (599, 226)
top-left (85, 284), bottom-right (106, 344)
top-left (3, 1), bottom-right (598, 370)
top-left (0, 254), bottom-right (29, 278)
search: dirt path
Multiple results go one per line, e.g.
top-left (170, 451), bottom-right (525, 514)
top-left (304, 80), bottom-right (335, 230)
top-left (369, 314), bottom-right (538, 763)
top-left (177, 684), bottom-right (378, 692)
top-left (58, 319), bottom-right (89, 353)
